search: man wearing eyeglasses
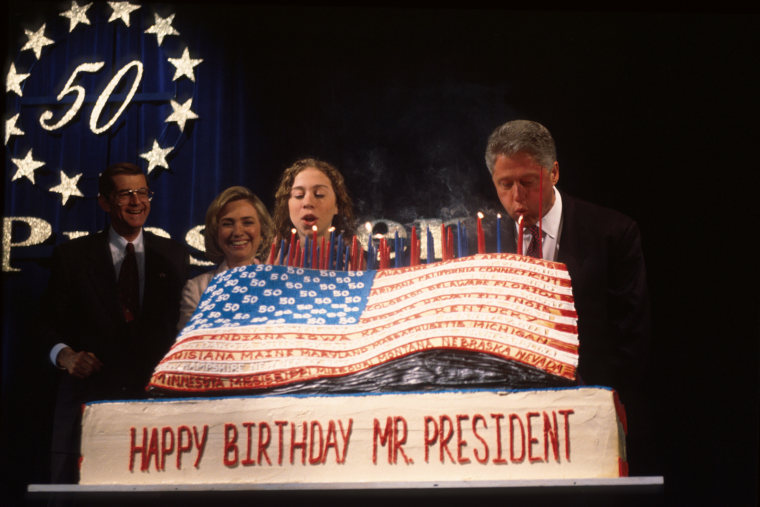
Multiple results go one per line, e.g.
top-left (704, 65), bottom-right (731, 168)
top-left (41, 162), bottom-right (188, 483)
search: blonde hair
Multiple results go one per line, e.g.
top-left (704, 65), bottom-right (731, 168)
top-left (203, 186), bottom-right (274, 264)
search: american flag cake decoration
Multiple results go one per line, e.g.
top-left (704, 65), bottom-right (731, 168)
top-left (149, 253), bottom-right (579, 393)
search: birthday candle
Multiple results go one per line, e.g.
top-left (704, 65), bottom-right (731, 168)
top-left (320, 236), bottom-right (327, 270)
top-left (293, 239), bottom-right (301, 267)
top-left (328, 227), bottom-right (335, 270)
top-left (462, 222), bottom-right (468, 255)
top-left (343, 245), bottom-right (350, 272)
top-left (457, 221), bottom-right (462, 258)
top-left (267, 239), bottom-right (277, 264)
top-left (394, 230), bottom-right (400, 268)
top-left (300, 243), bottom-right (306, 268)
top-left (426, 227), bottom-right (433, 263)
top-left (288, 228), bottom-right (297, 266)
top-left (278, 238), bottom-right (286, 265)
top-left (477, 212), bottom-right (485, 254)
top-left (336, 232), bottom-right (343, 270)
top-left (351, 236), bottom-right (358, 271)
top-left (496, 213), bottom-right (502, 253)
top-left (410, 226), bottom-right (417, 266)
top-left (517, 215), bottom-right (524, 256)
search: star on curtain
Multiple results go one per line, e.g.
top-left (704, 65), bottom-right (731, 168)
top-left (21, 24), bottom-right (54, 60)
top-left (59, 1), bottom-right (92, 33)
top-left (145, 12), bottom-right (179, 46)
top-left (165, 98), bottom-right (198, 132)
top-left (50, 170), bottom-right (84, 205)
top-left (107, 1), bottom-right (141, 27)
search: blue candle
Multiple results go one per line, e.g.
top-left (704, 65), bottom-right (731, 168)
top-left (328, 228), bottom-right (335, 270)
top-left (304, 236), bottom-right (311, 267)
top-left (462, 222), bottom-right (468, 256)
top-left (426, 227), bottom-right (434, 264)
top-left (496, 213), bottom-right (502, 253)
top-left (343, 245), bottom-right (351, 271)
top-left (457, 221), bottom-right (463, 258)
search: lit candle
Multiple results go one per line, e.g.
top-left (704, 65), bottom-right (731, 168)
top-left (477, 212), bottom-right (485, 254)
top-left (496, 213), bottom-right (502, 253)
top-left (288, 228), bottom-right (297, 267)
top-left (343, 244), bottom-right (350, 272)
top-left (311, 225), bottom-right (318, 269)
top-left (328, 227), bottom-right (335, 270)
top-left (517, 215), bottom-right (524, 256)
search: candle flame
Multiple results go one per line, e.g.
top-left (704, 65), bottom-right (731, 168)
top-left (477, 211), bottom-right (484, 219)
top-left (291, 228), bottom-right (297, 234)
top-left (328, 226), bottom-right (335, 232)
top-left (497, 213), bottom-right (501, 218)
top-left (364, 221), bottom-right (372, 233)
top-left (518, 215), bottom-right (524, 226)
top-left (312, 225), bottom-right (318, 232)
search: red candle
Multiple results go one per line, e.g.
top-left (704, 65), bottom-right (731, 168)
top-left (410, 226), bottom-right (417, 266)
top-left (311, 225), bottom-right (318, 269)
top-left (477, 211), bottom-right (485, 254)
top-left (288, 228), bottom-right (297, 266)
top-left (447, 227), bottom-right (453, 260)
top-left (320, 236), bottom-right (327, 270)
top-left (293, 239), bottom-right (301, 267)
top-left (267, 238), bottom-right (277, 264)
top-left (517, 215), bottom-right (524, 256)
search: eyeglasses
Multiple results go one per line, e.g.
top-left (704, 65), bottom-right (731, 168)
top-left (113, 188), bottom-right (154, 204)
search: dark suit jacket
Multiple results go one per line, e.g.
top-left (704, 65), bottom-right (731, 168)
top-left (40, 229), bottom-right (188, 478)
top-left (501, 191), bottom-right (651, 401)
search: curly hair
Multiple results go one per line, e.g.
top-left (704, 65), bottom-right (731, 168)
top-left (203, 186), bottom-right (274, 264)
top-left (273, 158), bottom-right (356, 240)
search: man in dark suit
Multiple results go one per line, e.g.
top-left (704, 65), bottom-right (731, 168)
top-left (41, 162), bottom-right (188, 483)
top-left (485, 120), bottom-right (652, 469)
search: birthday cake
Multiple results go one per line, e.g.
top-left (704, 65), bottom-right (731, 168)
top-left (79, 253), bottom-right (629, 484)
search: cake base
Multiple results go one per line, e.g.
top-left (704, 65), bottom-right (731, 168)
top-left (80, 387), bottom-right (626, 485)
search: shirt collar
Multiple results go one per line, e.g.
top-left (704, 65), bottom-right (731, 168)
top-left (539, 187), bottom-right (562, 240)
top-left (108, 226), bottom-right (144, 252)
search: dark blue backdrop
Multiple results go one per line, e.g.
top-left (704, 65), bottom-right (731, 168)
top-left (2, 2), bottom-right (758, 505)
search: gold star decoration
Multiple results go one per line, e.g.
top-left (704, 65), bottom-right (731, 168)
top-left (107, 1), bottom-right (141, 27)
top-left (5, 114), bottom-right (25, 145)
top-left (139, 139), bottom-right (173, 174)
top-left (21, 24), bottom-right (55, 60)
top-left (60, 1), bottom-right (92, 33)
top-left (145, 12), bottom-right (179, 46)
top-left (168, 47), bottom-right (203, 82)
top-left (6, 63), bottom-right (30, 96)
top-left (165, 98), bottom-right (198, 132)
top-left (11, 149), bottom-right (45, 184)
top-left (50, 170), bottom-right (84, 205)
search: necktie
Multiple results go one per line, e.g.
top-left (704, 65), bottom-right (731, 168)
top-left (118, 242), bottom-right (139, 322)
top-left (526, 225), bottom-right (542, 259)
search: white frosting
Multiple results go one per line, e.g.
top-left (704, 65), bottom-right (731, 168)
top-left (80, 387), bottom-right (625, 485)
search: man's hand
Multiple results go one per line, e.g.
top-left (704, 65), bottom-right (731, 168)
top-left (56, 347), bottom-right (103, 379)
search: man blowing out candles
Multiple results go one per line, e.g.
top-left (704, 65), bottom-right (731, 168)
top-left (485, 119), bottom-right (652, 472)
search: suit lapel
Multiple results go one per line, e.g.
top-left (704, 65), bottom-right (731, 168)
top-left (84, 230), bottom-right (123, 322)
